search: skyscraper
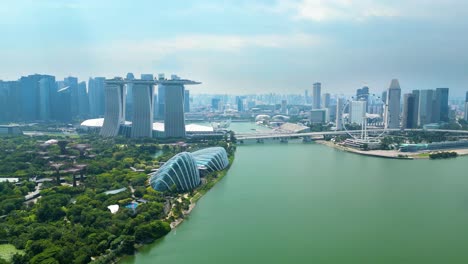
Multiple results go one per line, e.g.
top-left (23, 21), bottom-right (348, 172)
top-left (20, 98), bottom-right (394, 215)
top-left (55, 86), bottom-right (72, 122)
top-left (162, 76), bottom-right (200, 138)
top-left (384, 79), bottom-right (401, 129)
top-left (236, 96), bottom-right (245, 112)
top-left (434, 88), bottom-right (449, 122)
top-left (402, 93), bottom-right (416, 129)
top-left (88, 77), bottom-right (105, 118)
top-left (38, 76), bottom-right (56, 120)
top-left (465, 91), bottom-right (468, 122)
top-left (418, 89), bottom-right (434, 126)
top-left (184, 89), bottom-right (190, 113)
top-left (411, 90), bottom-right (420, 128)
top-left (312, 82), bottom-right (321, 109)
top-left (20, 74), bottom-right (51, 120)
top-left (78, 81), bottom-right (89, 118)
top-left (322, 93), bottom-right (331, 108)
top-left (281, 100), bottom-right (287, 114)
top-left (304, 90), bottom-right (309, 104)
top-left (164, 84), bottom-right (185, 138)
top-left (0, 81), bottom-right (20, 122)
top-left (131, 80), bottom-right (155, 138)
top-left (335, 98), bottom-right (344, 130)
top-left (64, 76), bottom-right (79, 117)
top-left (100, 78), bottom-right (125, 137)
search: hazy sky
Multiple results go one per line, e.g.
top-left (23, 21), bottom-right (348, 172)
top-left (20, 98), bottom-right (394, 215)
top-left (1, 0), bottom-right (467, 96)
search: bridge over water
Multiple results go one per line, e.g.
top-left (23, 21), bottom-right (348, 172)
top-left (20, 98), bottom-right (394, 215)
top-left (235, 129), bottom-right (468, 143)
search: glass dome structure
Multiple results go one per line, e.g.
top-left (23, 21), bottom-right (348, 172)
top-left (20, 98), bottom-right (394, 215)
top-left (192, 147), bottom-right (229, 172)
top-left (149, 152), bottom-right (200, 192)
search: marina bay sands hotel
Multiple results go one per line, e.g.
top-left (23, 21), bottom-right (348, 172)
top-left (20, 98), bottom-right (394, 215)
top-left (99, 74), bottom-right (200, 138)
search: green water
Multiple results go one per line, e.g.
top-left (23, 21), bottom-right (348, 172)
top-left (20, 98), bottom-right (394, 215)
top-left (123, 126), bottom-right (468, 264)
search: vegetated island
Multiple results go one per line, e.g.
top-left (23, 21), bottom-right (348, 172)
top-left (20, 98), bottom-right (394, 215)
top-left (0, 133), bottom-right (236, 264)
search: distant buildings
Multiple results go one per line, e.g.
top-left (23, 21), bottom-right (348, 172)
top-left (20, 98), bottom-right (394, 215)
top-left (384, 79), bottom-right (401, 129)
top-left (281, 100), bottom-right (287, 114)
top-left (312, 82), bottom-right (321, 109)
top-left (211, 98), bottom-right (221, 112)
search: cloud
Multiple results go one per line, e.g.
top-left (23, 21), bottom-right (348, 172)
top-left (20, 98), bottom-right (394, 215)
top-left (96, 33), bottom-right (325, 60)
top-left (270, 0), bottom-right (399, 22)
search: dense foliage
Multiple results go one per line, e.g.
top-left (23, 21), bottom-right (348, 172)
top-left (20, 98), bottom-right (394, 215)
top-left (0, 134), bottom-right (235, 263)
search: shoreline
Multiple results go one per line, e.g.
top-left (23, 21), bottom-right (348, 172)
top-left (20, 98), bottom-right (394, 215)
top-left (316, 140), bottom-right (468, 160)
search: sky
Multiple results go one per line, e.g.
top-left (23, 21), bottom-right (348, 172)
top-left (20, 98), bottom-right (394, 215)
top-left (0, 0), bottom-right (467, 96)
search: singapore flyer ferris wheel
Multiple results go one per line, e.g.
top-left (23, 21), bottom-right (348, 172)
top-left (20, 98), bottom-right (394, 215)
top-left (340, 92), bottom-right (388, 142)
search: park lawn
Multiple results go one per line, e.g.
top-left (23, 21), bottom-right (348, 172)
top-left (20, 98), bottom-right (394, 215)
top-left (0, 244), bottom-right (24, 262)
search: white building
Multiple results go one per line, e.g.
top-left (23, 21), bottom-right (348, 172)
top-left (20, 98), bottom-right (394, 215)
top-left (350, 101), bottom-right (367, 125)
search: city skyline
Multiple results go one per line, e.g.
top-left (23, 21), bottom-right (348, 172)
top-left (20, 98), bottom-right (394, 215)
top-left (1, 0), bottom-right (468, 96)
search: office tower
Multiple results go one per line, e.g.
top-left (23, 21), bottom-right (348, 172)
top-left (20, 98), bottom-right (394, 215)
top-left (466, 91), bottom-right (468, 103)
top-left (88, 77), bottom-right (105, 118)
top-left (418, 89), bottom-right (434, 126)
top-left (38, 76), bottom-right (56, 120)
top-left (312, 82), bottom-right (321, 109)
top-left (55, 86), bottom-right (72, 122)
top-left (281, 100), bottom-right (287, 114)
top-left (64, 77), bottom-right (79, 117)
top-left (236, 96), bottom-right (245, 112)
top-left (78, 81), bottom-right (89, 117)
top-left (350, 100), bottom-right (367, 125)
top-left (411, 90), bottom-right (420, 128)
top-left (433, 88), bottom-right (449, 122)
top-left (322, 93), bottom-right (331, 108)
top-left (131, 80), bottom-right (155, 138)
top-left (184, 89), bottom-right (190, 113)
top-left (126, 73), bottom-right (135, 122)
top-left (100, 78), bottom-right (125, 137)
top-left (211, 98), bottom-right (220, 111)
top-left (384, 79), bottom-right (401, 129)
top-left (304, 90), bottom-right (309, 104)
top-left (402, 93), bottom-right (417, 129)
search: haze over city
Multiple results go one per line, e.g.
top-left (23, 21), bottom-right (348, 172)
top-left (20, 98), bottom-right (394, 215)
top-left (1, 0), bottom-right (468, 96)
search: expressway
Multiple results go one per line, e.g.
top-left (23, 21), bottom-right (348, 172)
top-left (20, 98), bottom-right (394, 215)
top-left (235, 129), bottom-right (468, 141)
